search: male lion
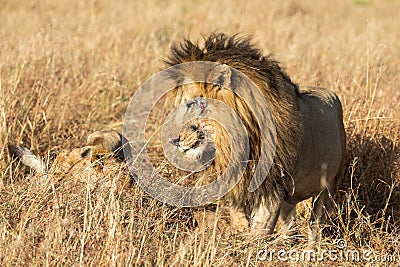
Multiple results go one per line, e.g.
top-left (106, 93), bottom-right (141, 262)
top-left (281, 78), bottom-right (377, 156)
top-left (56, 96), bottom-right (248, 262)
top-left (165, 33), bottom-right (346, 240)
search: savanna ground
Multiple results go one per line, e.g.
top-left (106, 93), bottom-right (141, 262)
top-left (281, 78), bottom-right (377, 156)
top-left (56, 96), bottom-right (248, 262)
top-left (1, 0), bottom-right (399, 266)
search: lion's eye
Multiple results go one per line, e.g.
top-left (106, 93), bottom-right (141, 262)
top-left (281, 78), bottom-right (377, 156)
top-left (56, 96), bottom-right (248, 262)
top-left (81, 147), bottom-right (91, 158)
top-left (189, 125), bottom-right (198, 131)
top-left (186, 100), bottom-right (196, 109)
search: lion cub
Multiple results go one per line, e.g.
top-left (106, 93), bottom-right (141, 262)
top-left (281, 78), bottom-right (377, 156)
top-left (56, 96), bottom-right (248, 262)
top-left (8, 130), bottom-right (130, 184)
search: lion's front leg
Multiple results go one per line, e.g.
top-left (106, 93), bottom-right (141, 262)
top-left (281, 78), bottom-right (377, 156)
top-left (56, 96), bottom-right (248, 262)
top-left (229, 206), bottom-right (249, 233)
top-left (250, 199), bottom-right (281, 234)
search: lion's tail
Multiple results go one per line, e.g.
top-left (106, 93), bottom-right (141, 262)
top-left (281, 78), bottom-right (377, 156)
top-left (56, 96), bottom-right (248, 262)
top-left (8, 144), bottom-right (47, 175)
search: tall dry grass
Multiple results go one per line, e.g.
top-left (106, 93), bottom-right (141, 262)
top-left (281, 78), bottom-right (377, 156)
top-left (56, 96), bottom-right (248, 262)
top-left (1, 0), bottom-right (399, 265)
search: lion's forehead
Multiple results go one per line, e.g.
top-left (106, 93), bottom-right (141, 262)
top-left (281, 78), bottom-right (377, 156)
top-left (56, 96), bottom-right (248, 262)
top-left (176, 83), bottom-right (226, 104)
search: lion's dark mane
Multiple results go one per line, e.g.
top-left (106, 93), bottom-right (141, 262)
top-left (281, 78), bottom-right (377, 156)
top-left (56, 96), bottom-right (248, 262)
top-left (165, 33), bottom-right (302, 214)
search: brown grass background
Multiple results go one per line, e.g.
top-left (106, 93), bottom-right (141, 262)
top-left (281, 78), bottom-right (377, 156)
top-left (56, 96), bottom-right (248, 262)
top-left (1, 0), bottom-right (399, 265)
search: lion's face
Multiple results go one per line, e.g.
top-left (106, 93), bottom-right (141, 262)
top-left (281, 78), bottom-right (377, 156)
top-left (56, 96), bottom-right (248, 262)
top-left (167, 85), bottom-right (235, 177)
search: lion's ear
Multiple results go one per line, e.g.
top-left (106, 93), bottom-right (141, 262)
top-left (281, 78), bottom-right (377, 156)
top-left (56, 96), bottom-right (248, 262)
top-left (208, 63), bottom-right (232, 89)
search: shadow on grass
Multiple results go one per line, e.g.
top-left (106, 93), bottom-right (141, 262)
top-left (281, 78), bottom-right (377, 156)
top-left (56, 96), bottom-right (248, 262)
top-left (336, 133), bottom-right (400, 233)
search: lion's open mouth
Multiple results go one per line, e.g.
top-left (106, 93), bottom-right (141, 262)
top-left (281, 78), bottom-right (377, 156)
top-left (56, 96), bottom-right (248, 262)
top-left (186, 139), bottom-right (202, 151)
top-left (170, 134), bottom-right (205, 153)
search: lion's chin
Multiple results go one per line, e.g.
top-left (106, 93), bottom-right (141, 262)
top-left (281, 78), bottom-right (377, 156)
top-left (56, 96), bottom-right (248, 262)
top-left (182, 140), bottom-right (217, 165)
top-left (184, 146), bottom-right (205, 160)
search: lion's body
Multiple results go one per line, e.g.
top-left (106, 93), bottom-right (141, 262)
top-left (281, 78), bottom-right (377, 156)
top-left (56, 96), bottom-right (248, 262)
top-left (9, 130), bottom-right (130, 188)
top-left (288, 86), bottom-right (345, 204)
top-left (166, 33), bottom-right (346, 239)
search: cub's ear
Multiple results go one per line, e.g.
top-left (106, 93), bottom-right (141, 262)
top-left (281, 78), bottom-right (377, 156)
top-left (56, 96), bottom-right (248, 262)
top-left (208, 63), bottom-right (232, 89)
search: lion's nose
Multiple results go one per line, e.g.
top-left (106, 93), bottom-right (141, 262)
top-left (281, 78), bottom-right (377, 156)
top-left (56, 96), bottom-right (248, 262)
top-left (169, 135), bottom-right (180, 147)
